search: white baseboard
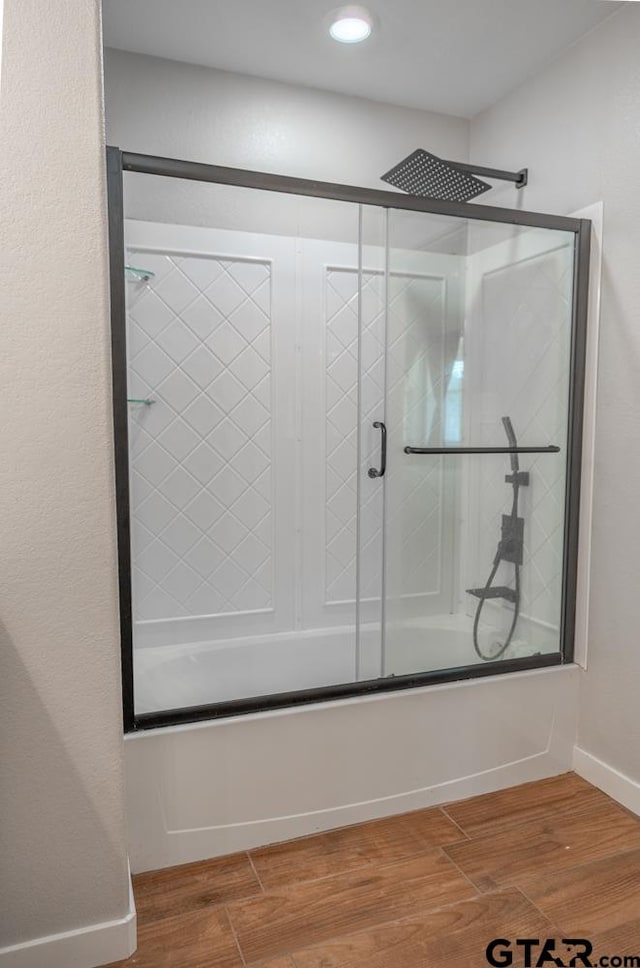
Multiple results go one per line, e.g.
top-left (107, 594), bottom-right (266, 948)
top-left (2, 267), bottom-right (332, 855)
top-left (0, 866), bottom-right (136, 968)
top-left (574, 746), bottom-right (640, 817)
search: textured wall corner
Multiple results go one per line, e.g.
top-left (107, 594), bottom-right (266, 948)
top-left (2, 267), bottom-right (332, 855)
top-left (470, 5), bottom-right (640, 787)
top-left (0, 0), bottom-right (130, 950)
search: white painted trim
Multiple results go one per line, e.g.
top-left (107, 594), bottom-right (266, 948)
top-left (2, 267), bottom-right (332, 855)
top-left (574, 746), bottom-right (640, 817)
top-left (0, 864), bottom-right (136, 968)
top-left (570, 202), bottom-right (604, 669)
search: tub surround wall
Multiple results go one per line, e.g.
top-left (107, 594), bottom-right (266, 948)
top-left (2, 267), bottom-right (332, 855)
top-left (124, 217), bottom-right (459, 666)
top-left (124, 209), bottom-right (576, 718)
top-left (126, 227), bottom-right (282, 630)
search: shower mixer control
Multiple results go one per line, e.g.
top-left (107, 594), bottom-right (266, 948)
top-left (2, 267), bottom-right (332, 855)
top-left (499, 515), bottom-right (524, 566)
top-left (467, 416), bottom-right (528, 661)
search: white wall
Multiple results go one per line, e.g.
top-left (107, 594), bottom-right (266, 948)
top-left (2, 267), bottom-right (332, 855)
top-left (104, 49), bottom-right (470, 246)
top-left (104, 47), bottom-right (469, 190)
top-left (0, 0), bottom-right (132, 963)
top-left (471, 6), bottom-right (640, 787)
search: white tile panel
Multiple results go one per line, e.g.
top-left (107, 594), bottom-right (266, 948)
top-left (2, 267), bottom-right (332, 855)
top-left (127, 250), bottom-right (274, 623)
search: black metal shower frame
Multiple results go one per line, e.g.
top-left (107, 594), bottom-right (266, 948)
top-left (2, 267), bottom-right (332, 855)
top-left (106, 146), bottom-right (591, 734)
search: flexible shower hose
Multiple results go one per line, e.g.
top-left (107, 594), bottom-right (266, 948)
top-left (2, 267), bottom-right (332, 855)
top-left (472, 417), bottom-right (522, 662)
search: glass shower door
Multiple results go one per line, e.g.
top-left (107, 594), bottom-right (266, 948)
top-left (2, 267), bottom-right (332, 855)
top-left (360, 206), bottom-right (577, 679)
top-left (110, 149), bottom-right (590, 729)
top-left (122, 169), bottom-right (369, 716)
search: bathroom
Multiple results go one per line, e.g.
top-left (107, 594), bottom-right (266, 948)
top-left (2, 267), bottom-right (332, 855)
top-left (104, 2), bottom-right (591, 859)
top-left (3, 1), bottom-right (640, 966)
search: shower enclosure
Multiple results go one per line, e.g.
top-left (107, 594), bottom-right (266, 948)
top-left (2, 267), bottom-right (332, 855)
top-left (107, 148), bottom-right (590, 731)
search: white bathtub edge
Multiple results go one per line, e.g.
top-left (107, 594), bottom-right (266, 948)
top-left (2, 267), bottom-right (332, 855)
top-left (126, 661), bottom-right (578, 738)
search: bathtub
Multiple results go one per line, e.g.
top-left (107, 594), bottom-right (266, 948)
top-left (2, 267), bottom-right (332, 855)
top-left (125, 657), bottom-right (579, 871)
top-left (133, 611), bottom-right (552, 715)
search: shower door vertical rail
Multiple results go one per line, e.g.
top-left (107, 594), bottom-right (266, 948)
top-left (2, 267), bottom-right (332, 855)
top-left (355, 205), bottom-right (365, 681)
top-left (561, 218), bottom-right (591, 662)
top-left (356, 206), bottom-right (389, 681)
top-left (107, 146), bottom-right (135, 731)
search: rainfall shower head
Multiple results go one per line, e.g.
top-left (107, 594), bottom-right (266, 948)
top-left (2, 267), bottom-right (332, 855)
top-left (381, 149), bottom-right (491, 202)
top-left (381, 149), bottom-right (528, 202)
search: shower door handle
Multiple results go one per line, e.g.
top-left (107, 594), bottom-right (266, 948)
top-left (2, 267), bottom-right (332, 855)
top-left (368, 421), bottom-right (386, 479)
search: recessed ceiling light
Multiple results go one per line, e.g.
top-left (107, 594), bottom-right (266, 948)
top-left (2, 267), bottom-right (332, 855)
top-left (328, 6), bottom-right (373, 44)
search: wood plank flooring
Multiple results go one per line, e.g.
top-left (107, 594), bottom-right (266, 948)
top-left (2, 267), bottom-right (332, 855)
top-left (105, 773), bottom-right (640, 967)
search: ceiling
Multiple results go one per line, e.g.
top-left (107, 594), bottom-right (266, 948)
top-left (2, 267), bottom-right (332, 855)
top-left (102, 0), bottom-right (622, 118)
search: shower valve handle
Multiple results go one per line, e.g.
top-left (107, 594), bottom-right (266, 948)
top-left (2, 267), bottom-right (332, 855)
top-left (368, 421), bottom-right (386, 479)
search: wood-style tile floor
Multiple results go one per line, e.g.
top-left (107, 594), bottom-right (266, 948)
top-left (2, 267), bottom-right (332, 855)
top-left (106, 773), bottom-right (640, 967)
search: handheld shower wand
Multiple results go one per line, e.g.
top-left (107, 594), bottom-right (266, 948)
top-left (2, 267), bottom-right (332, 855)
top-left (467, 416), bottom-right (527, 661)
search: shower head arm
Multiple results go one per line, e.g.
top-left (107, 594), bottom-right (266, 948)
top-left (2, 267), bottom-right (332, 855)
top-left (446, 160), bottom-right (528, 189)
top-left (381, 148), bottom-right (527, 202)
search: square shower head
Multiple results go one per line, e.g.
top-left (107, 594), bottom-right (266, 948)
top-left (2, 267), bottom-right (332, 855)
top-left (381, 149), bottom-right (492, 203)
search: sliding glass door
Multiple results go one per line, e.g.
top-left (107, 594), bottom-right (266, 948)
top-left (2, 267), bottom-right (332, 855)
top-left (107, 148), bottom-right (589, 728)
top-left (359, 207), bottom-right (576, 679)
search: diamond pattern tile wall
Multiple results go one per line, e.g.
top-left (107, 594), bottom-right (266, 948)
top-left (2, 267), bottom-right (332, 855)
top-left (126, 250), bottom-right (273, 622)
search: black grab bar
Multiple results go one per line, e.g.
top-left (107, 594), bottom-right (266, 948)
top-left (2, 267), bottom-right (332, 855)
top-left (404, 445), bottom-right (560, 455)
